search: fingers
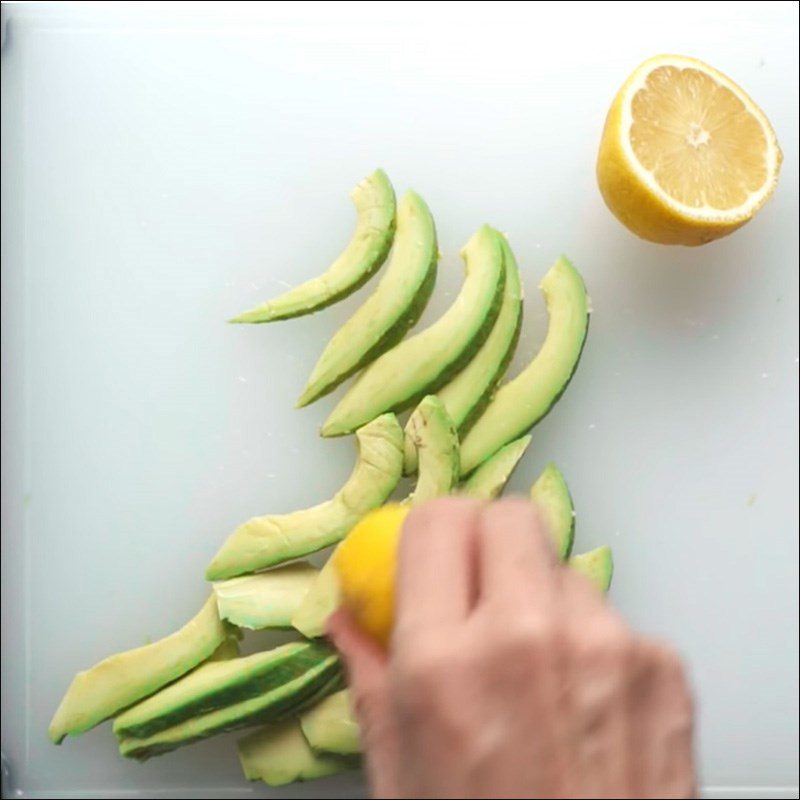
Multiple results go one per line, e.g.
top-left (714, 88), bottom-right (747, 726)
top-left (628, 639), bottom-right (696, 799)
top-left (327, 609), bottom-right (400, 798)
top-left (476, 496), bottom-right (559, 609)
top-left (393, 497), bottom-right (481, 641)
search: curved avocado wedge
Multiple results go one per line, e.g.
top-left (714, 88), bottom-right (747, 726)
top-left (48, 594), bottom-right (227, 744)
top-left (321, 224), bottom-right (505, 437)
top-left (117, 648), bottom-right (343, 760)
top-left (406, 395), bottom-right (460, 505)
top-left (212, 562), bottom-right (319, 630)
top-left (291, 556), bottom-right (341, 639)
top-left (114, 641), bottom-right (336, 739)
top-left (239, 720), bottom-right (356, 786)
top-left (459, 255), bottom-right (589, 475)
top-left (404, 231), bottom-right (523, 473)
top-left (230, 169), bottom-right (395, 323)
top-left (530, 462), bottom-right (575, 560)
top-left (459, 435), bottom-right (532, 500)
top-left (300, 689), bottom-right (361, 756)
top-left (570, 546), bottom-right (613, 593)
top-left (298, 191), bottom-right (438, 406)
top-left (206, 413), bottom-right (403, 580)
top-left (293, 398), bottom-right (458, 638)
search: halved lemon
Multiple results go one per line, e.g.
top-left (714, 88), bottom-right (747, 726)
top-left (597, 54), bottom-right (782, 245)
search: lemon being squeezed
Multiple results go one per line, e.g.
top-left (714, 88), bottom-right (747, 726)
top-left (334, 504), bottom-right (409, 647)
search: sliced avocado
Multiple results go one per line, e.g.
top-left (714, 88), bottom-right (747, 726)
top-left (459, 435), bottom-right (532, 500)
top-left (206, 634), bottom-right (242, 662)
top-left (230, 170), bottom-right (395, 323)
top-left (239, 720), bottom-right (355, 786)
top-left (206, 413), bottom-right (403, 580)
top-left (404, 230), bottom-right (523, 473)
top-left (530, 462), bottom-right (575, 560)
top-left (406, 395), bottom-right (460, 505)
top-left (48, 594), bottom-right (227, 744)
top-left (300, 689), bottom-right (360, 756)
top-left (570, 546), bottom-right (613, 592)
top-left (298, 191), bottom-right (438, 406)
top-left (292, 399), bottom-right (457, 638)
top-left (321, 225), bottom-right (505, 437)
top-left (117, 652), bottom-right (343, 760)
top-left (213, 562), bottom-right (319, 630)
top-left (114, 641), bottom-right (336, 739)
top-left (459, 255), bottom-right (589, 475)
top-left (291, 556), bottom-right (341, 639)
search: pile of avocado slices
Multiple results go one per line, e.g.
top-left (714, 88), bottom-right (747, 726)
top-left (48, 169), bottom-right (613, 787)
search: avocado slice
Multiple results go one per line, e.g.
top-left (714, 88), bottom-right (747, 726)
top-left (530, 462), bottom-right (575, 560)
top-left (114, 641), bottom-right (337, 739)
top-left (298, 191), bottom-right (438, 406)
top-left (321, 224), bottom-right (505, 437)
top-left (48, 594), bottom-right (228, 744)
top-left (459, 435), bottom-right (532, 500)
top-left (292, 399), bottom-right (458, 638)
top-left (406, 395), bottom-right (460, 505)
top-left (206, 633), bottom-right (242, 662)
top-left (570, 546), bottom-right (613, 592)
top-left (291, 556), bottom-right (341, 639)
top-left (300, 689), bottom-right (361, 756)
top-left (213, 562), bottom-right (319, 630)
top-left (459, 255), bottom-right (589, 475)
top-left (206, 413), bottom-right (403, 580)
top-left (230, 170), bottom-right (395, 323)
top-left (239, 720), bottom-right (356, 786)
top-left (404, 230), bottom-right (523, 473)
top-left (116, 651), bottom-right (343, 759)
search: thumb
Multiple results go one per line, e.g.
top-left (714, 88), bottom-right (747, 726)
top-left (327, 609), bottom-right (400, 798)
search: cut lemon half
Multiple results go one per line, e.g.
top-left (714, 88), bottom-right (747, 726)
top-left (597, 54), bottom-right (782, 245)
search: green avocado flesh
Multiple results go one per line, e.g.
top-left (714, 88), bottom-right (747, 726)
top-left (321, 224), bottom-right (505, 437)
top-left (530, 462), bottom-right (575, 560)
top-left (298, 190), bottom-right (438, 406)
top-left (239, 720), bottom-right (356, 786)
top-left (116, 648), bottom-right (343, 760)
top-left (113, 641), bottom-right (338, 739)
top-left (206, 413), bottom-right (403, 580)
top-left (291, 556), bottom-right (341, 639)
top-left (300, 689), bottom-right (361, 756)
top-left (459, 255), bottom-right (589, 475)
top-left (570, 546), bottom-right (613, 592)
top-left (230, 170), bottom-right (396, 323)
top-left (404, 230), bottom-right (523, 473)
top-left (48, 595), bottom-right (227, 744)
top-left (213, 562), bottom-right (319, 630)
top-left (406, 395), bottom-right (460, 505)
top-left (293, 397), bottom-right (458, 639)
top-left (459, 435), bottom-right (532, 500)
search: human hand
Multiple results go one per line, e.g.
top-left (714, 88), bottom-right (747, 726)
top-left (328, 497), bottom-right (696, 799)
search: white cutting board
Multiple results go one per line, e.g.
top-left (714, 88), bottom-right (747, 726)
top-left (1, 2), bottom-right (797, 798)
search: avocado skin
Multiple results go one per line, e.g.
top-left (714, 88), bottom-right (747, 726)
top-left (114, 641), bottom-right (336, 739)
top-left (117, 655), bottom-right (344, 760)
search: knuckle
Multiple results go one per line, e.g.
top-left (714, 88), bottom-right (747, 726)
top-left (499, 615), bottom-right (560, 661)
